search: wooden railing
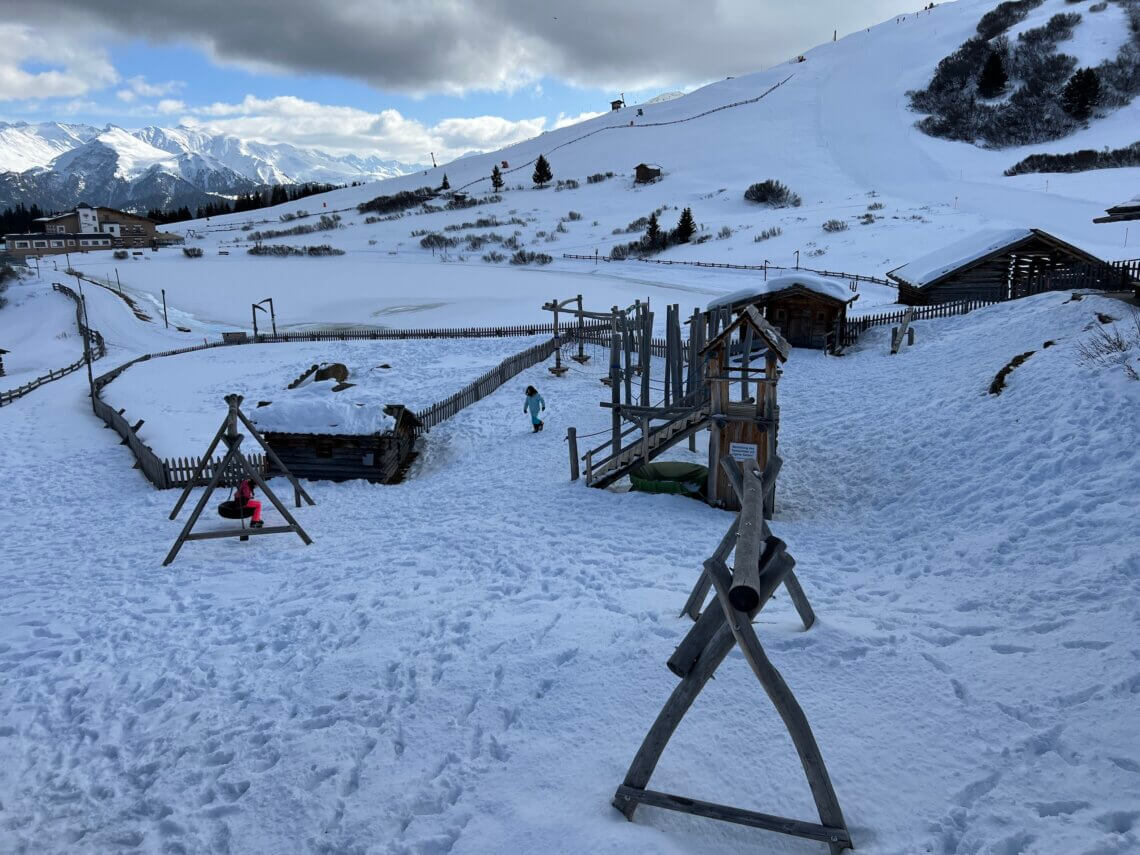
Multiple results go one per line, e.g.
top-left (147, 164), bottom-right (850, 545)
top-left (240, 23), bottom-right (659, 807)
top-left (0, 283), bottom-right (106, 407)
top-left (416, 336), bottom-right (562, 430)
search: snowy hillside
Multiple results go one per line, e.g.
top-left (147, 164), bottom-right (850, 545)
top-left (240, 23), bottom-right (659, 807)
top-left (2, 1), bottom-right (1139, 853)
top-left (51, 0), bottom-right (1124, 337)
top-left (0, 121), bottom-right (424, 212)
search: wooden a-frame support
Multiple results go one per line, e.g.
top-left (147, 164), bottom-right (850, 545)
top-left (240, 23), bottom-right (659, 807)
top-left (163, 394), bottom-right (316, 567)
top-left (612, 458), bottom-right (852, 853)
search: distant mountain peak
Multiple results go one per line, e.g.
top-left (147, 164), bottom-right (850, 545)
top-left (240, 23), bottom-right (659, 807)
top-left (0, 121), bottom-right (426, 212)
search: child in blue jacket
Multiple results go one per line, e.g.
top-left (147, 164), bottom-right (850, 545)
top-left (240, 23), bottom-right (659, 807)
top-left (524, 386), bottom-right (545, 432)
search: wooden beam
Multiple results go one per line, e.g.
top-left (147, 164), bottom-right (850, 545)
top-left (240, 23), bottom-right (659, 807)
top-left (614, 787), bottom-right (851, 848)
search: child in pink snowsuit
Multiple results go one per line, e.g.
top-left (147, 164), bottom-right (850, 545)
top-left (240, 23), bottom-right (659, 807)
top-left (236, 479), bottom-right (263, 528)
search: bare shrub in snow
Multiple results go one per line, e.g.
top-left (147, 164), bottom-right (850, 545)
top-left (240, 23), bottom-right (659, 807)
top-left (247, 244), bottom-right (344, 256)
top-left (822, 219), bottom-right (849, 233)
top-left (420, 233), bottom-right (459, 250)
top-left (1076, 312), bottom-right (1140, 379)
top-left (509, 250), bottom-right (553, 265)
top-left (183, 247), bottom-right (204, 258)
top-left (566, 211), bottom-right (583, 221)
top-left (717, 225), bottom-right (734, 239)
top-left (744, 180), bottom-right (802, 208)
top-left (754, 226), bottom-right (782, 242)
top-left (482, 250), bottom-right (506, 263)
top-left (868, 201), bottom-right (885, 210)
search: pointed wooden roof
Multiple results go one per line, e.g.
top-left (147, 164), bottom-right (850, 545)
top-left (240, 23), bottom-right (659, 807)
top-left (699, 304), bottom-right (790, 362)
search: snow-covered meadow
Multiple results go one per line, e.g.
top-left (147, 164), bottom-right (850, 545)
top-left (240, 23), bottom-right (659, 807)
top-left (2, 0), bottom-right (1140, 851)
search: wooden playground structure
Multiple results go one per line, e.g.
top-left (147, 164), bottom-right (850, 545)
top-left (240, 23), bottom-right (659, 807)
top-left (550, 295), bottom-right (787, 512)
top-left (614, 456), bottom-right (851, 852)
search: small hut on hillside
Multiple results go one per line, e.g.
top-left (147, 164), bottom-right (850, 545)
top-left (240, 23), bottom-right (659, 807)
top-left (1094, 197), bottom-right (1140, 224)
top-left (888, 228), bottom-right (1113, 305)
top-left (705, 273), bottom-right (856, 351)
top-left (634, 163), bottom-right (662, 183)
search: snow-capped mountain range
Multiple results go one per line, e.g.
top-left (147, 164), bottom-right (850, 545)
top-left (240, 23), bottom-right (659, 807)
top-left (0, 121), bottom-right (425, 212)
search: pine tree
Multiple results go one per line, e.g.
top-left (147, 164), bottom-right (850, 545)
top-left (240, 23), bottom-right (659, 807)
top-left (977, 51), bottom-right (1007, 98)
top-left (440, 173), bottom-right (450, 190)
top-left (1062, 68), bottom-right (1100, 120)
top-left (532, 154), bottom-right (553, 187)
top-left (672, 207), bottom-right (696, 244)
top-left (645, 212), bottom-right (661, 249)
top-left (491, 164), bottom-right (504, 191)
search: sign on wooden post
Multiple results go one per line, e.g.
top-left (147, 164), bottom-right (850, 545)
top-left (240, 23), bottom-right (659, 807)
top-left (729, 442), bottom-right (758, 461)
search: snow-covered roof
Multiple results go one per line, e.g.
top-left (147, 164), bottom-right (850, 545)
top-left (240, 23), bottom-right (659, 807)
top-left (706, 273), bottom-right (853, 310)
top-left (1108, 195), bottom-right (1140, 212)
top-left (888, 229), bottom-right (1033, 288)
top-left (250, 380), bottom-right (396, 436)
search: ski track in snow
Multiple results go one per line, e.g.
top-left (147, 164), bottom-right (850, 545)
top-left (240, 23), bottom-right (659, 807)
top-left (1, 289), bottom-right (1138, 854)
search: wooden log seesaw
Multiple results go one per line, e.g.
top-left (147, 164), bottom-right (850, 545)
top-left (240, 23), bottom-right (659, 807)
top-left (612, 457), bottom-right (853, 854)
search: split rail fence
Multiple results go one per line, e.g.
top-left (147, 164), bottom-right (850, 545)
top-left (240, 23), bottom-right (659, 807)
top-left (561, 254), bottom-right (890, 290)
top-left (0, 282), bottom-right (106, 407)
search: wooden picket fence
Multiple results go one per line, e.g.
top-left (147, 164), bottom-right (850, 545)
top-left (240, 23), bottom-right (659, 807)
top-left (0, 283), bottom-right (106, 407)
top-left (838, 298), bottom-right (996, 348)
top-left (162, 453), bottom-right (267, 489)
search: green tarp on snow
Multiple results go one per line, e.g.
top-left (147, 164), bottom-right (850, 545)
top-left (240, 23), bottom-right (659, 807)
top-left (628, 461), bottom-right (709, 499)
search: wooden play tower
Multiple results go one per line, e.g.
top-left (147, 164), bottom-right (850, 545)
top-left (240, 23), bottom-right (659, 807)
top-left (557, 297), bottom-right (788, 513)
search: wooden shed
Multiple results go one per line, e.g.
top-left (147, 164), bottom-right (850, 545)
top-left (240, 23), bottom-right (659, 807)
top-left (262, 405), bottom-right (421, 484)
top-left (1094, 197), bottom-right (1140, 224)
top-left (704, 273), bottom-right (856, 351)
top-left (634, 163), bottom-right (662, 184)
top-left (888, 228), bottom-right (1113, 305)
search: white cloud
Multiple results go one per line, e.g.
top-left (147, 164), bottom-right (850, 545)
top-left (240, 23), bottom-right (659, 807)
top-left (123, 75), bottom-right (183, 98)
top-left (179, 94), bottom-right (559, 162)
top-left (0, 23), bottom-right (118, 100)
top-left (156, 98), bottom-right (186, 114)
top-left (12, 1), bottom-right (916, 96)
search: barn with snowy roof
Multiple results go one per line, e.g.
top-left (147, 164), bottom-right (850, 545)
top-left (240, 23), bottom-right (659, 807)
top-left (1093, 197), bottom-right (1140, 224)
top-left (888, 228), bottom-right (1112, 305)
top-left (705, 273), bottom-right (856, 350)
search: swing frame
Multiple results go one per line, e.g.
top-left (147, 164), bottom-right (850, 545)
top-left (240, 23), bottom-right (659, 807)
top-left (163, 394), bottom-right (316, 566)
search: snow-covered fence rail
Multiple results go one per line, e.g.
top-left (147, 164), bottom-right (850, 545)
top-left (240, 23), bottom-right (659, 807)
top-left (561, 254), bottom-right (890, 290)
top-left (0, 283), bottom-right (106, 407)
top-left (416, 337), bottom-right (561, 430)
top-left (91, 382), bottom-right (169, 488)
top-left (840, 298), bottom-right (997, 348)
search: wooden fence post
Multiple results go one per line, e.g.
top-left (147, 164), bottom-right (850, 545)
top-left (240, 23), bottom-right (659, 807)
top-left (567, 427), bottom-right (580, 481)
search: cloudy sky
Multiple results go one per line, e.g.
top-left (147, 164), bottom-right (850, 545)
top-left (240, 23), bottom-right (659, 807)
top-left (0, 0), bottom-right (915, 164)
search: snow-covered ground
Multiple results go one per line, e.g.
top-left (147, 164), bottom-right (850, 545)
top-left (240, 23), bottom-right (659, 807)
top-left (1, 289), bottom-right (1138, 854)
top-left (3, 0), bottom-right (1140, 851)
top-left (0, 274), bottom-right (86, 388)
top-left (101, 336), bottom-right (549, 456)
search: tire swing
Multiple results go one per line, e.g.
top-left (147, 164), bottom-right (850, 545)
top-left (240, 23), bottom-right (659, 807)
top-left (164, 394), bottom-right (316, 566)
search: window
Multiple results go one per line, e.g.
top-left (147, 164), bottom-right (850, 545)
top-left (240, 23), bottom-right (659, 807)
top-left (80, 240), bottom-right (90, 247)
top-left (67, 240), bottom-right (75, 246)
top-left (51, 240), bottom-right (63, 248)
top-left (33, 240), bottom-right (47, 248)
top-left (101, 239), bottom-right (110, 246)
top-left (14, 240), bottom-right (29, 248)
